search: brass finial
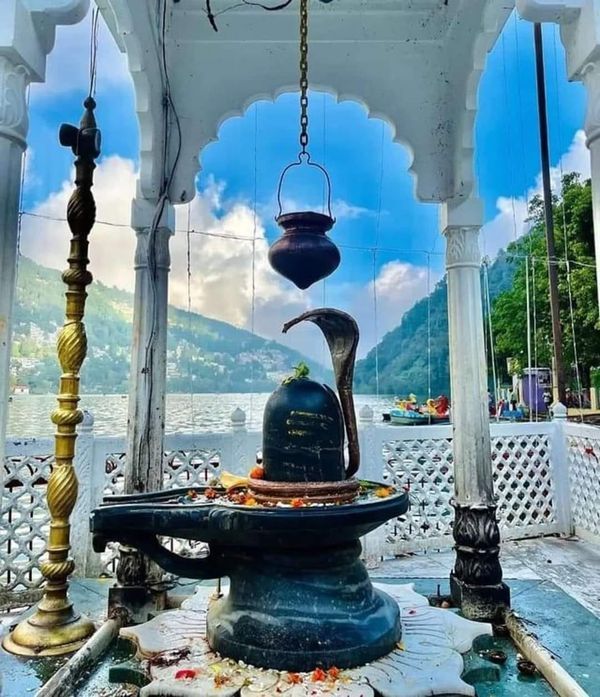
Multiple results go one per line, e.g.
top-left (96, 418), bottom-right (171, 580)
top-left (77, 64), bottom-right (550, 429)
top-left (4, 98), bottom-right (100, 656)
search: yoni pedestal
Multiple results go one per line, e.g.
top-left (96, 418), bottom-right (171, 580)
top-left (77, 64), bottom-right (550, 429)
top-left (207, 540), bottom-right (400, 671)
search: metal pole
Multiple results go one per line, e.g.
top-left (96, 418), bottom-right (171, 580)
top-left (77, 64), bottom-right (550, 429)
top-left (534, 22), bottom-right (567, 405)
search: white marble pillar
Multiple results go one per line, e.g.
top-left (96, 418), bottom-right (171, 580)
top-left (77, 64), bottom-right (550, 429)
top-left (442, 197), bottom-right (509, 621)
top-left (0, 56), bottom-right (29, 462)
top-left (125, 197), bottom-right (174, 494)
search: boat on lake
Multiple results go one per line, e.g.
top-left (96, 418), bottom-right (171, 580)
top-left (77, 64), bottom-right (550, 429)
top-left (388, 394), bottom-right (450, 426)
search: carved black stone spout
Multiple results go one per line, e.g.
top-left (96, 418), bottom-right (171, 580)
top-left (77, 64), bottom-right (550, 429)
top-left (269, 211), bottom-right (340, 289)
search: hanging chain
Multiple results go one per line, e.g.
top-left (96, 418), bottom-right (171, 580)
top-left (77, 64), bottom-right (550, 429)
top-left (299, 0), bottom-right (309, 153)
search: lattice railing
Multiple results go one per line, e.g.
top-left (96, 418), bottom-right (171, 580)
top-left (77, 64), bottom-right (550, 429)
top-left (566, 422), bottom-right (600, 541)
top-left (0, 439), bottom-right (54, 605)
top-left (1, 410), bottom-right (584, 604)
top-left (363, 421), bottom-right (564, 554)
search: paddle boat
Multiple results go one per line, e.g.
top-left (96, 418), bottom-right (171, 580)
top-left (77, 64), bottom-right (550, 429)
top-left (389, 394), bottom-right (450, 425)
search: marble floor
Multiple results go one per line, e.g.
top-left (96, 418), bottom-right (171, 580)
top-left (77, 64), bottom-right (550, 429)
top-left (374, 536), bottom-right (600, 620)
top-left (1, 535), bottom-right (599, 696)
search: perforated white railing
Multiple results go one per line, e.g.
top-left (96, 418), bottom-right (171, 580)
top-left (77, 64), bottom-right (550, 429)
top-left (358, 417), bottom-right (568, 554)
top-left (1, 409), bottom-right (596, 605)
top-left (565, 421), bottom-right (600, 541)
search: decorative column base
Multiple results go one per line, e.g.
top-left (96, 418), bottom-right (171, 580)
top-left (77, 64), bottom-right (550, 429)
top-left (450, 502), bottom-right (510, 622)
top-left (107, 545), bottom-right (169, 625)
top-left (2, 596), bottom-right (95, 657)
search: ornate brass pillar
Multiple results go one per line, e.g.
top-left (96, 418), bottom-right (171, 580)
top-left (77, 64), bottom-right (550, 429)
top-left (4, 97), bottom-right (100, 655)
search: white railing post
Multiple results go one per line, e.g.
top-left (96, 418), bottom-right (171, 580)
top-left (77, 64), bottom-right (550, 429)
top-left (71, 410), bottom-right (96, 577)
top-left (358, 405), bottom-right (386, 569)
top-left (230, 408), bottom-right (253, 477)
top-left (550, 402), bottom-right (572, 535)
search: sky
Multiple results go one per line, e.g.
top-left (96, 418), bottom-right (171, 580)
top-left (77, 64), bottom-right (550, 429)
top-left (19, 8), bottom-right (591, 363)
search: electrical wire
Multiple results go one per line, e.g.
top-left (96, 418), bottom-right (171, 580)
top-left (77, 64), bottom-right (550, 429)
top-left (89, 7), bottom-right (100, 99)
top-left (186, 203), bottom-right (196, 432)
top-left (525, 255), bottom-right (533, 421)
top-left (204, 0), bottom-right (293, 31)
top-left (249, 103), bottom-right (259, 428)
top-left (135, 0), bottom-right (184, 488)
top-left (552, 24), bottom-right (584, 419)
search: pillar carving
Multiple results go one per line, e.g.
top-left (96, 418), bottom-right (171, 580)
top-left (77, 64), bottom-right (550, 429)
top-left (443, 215), bottom-right (509, 622)
top-left (0, 55), bottom-right (29, 146)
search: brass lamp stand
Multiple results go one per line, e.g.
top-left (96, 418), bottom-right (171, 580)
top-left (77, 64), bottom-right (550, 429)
top-left (4, 98), bottom-right (101, 656)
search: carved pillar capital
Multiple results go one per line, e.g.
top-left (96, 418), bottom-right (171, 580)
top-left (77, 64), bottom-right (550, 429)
top-left (133, 225), bottom-right (173, 271)
top-left (0, 55), bottom-right (29, 148)
top-left (443, 226), bottom-right (481, 270)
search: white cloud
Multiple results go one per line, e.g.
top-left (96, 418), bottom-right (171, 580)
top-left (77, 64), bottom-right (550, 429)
top-left (20, 155), bottom-right (138, 291)
top-left (18, 157), bottom-right (438, 361)
top-left (31, 9), bottom-right (129, 99)
top-left (18, 156), bottom-right (318, 355)
top-left (480, 129), bottom-right (591, 259)
top-left (351, 260), bottom-right (440, 357)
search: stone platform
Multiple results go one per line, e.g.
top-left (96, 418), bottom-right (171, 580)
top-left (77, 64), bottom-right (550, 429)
top-left (122, 583), bottom-right (490, 697)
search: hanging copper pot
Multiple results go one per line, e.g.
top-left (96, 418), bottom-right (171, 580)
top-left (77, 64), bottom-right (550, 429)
top-left (270, 155), bottom-right (340, 290)
top-left (271, 210), bottom-right (339, 290)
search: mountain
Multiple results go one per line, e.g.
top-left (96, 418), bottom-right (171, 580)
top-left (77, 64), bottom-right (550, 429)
top-left (10, 256), bottom-right (325, 394)
top-left (354, 251), bottom-right (516, 399)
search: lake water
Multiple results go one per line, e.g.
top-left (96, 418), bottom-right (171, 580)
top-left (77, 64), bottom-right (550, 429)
top-left (7, 393), bottom-right (392, 438)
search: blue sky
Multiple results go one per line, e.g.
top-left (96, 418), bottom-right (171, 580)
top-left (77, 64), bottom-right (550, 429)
top-left (20, 10), bottom-right (589, 360)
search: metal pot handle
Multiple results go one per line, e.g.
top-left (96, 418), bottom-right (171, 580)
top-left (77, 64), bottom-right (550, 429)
top-left (276, 152), bottom-right (333, 219)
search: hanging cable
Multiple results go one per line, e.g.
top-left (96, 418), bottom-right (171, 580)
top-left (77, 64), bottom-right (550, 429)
top-left (136, 0), bottom-right (183, 486)
top-left (372, 249), bottom-right (380, 402)
top-left (427, 254), bottom-right (432, 405)
top-left (525, 255), bottom-right (533, 421)
top-left (249, 102), bottom-right (259, 428)
top-left (88, 7), bottom-right (100, 99)
top-left (16, 88), bottom-right (30, 263)
top-left (371, 121), bottom-right (386, 407)
top-left (552, 26), bottom-right (584, 420)
top-left (204, 0), bottom-right (294, 31)
top-left (501, 29), bottom-right (520, 243)
top-left (186, 203), bottom-right (196, 433)
top-left (484, 259), bottom-right (500, 415)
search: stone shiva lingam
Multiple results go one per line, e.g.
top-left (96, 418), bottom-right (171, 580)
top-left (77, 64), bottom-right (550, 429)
top-left (91, 309), bottom-right (409, 672)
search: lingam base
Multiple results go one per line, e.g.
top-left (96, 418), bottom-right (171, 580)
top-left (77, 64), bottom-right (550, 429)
top-left (3, 584), bottom-right (95, 656)
top-left (207, 540), bottom-right (401, 671)
top-left (91, 483), bottom-right (409, 672)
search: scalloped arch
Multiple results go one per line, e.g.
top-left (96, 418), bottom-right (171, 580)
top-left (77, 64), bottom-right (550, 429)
top-left (186, 84), bottom-right (419, 208)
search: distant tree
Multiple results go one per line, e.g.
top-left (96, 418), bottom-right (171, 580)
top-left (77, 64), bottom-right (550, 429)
top-left (491, 174), bottom-right (599, 387)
